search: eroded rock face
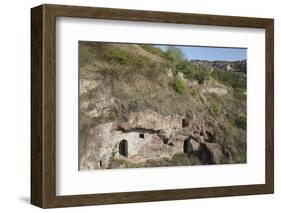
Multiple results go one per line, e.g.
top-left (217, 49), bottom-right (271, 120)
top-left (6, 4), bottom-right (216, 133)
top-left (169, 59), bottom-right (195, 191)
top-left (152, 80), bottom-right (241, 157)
top-left (138, 139), bottom-right (175, 160)
top-left (183, 138), bottom-right (227, 164)
top-left (80, 123), bottom-right (113, 170)
top-left (79, 109), bottom-right (232, 169)
top-left (123, 110), bottom-right (183, 138)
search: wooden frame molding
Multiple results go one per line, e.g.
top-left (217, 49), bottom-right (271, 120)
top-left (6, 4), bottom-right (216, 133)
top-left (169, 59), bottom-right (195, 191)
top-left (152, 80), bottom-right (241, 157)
top-left (31, 4), bottom-right (274, 208)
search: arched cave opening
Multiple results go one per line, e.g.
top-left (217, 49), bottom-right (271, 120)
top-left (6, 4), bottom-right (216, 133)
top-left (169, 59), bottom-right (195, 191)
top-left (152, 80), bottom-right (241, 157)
top-left (183, 138), bottom-right (190, 153)
top-left (199, 145), bottom-right (213, 164)
top-left (119, 139), bottom-right (128, 157)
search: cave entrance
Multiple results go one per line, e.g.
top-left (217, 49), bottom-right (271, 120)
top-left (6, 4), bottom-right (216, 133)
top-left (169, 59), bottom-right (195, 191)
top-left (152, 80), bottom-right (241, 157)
top-left (119, 139), bottom-right (128, 157)
top-left (182, 118), bottom-right (188, 128)
top-left (183, 138), bottom-right (190, 153)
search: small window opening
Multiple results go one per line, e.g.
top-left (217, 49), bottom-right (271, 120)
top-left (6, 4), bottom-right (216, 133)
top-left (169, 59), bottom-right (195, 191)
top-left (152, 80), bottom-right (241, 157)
top-left (182, 119), bottom-right (188, 128)
top-left (163, 138), bottom-right (169, 144)
top-left (139, 133), bottom-right (144, 139)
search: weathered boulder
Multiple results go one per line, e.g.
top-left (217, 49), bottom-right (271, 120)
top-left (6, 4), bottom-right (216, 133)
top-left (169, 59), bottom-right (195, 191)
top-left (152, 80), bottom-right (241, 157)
top-left (203, 142), bottom-right (225, 164)
top-left (202, 87), bottom-right (228, 96)
top-left (138, 142), bottom-right (174, 159)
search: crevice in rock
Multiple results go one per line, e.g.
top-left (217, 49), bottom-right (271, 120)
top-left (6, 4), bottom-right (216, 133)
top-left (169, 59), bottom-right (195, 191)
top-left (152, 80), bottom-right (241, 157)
top-left (117, 126), bottom-right (163, 134)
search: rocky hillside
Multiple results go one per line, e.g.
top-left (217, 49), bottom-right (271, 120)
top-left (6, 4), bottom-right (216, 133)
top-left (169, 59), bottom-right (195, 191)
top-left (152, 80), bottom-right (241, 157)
top-left (79, 42), bottom-right (247, 170)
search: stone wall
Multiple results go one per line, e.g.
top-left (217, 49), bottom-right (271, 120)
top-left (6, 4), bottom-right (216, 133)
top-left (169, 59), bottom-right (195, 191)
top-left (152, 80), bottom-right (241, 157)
top-left (112, 131), bottom-right (154, 158)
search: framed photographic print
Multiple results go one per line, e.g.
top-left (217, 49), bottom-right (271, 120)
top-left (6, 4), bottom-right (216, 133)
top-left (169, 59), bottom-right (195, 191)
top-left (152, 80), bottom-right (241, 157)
top-left (31, 4), bottom-right (274, 208)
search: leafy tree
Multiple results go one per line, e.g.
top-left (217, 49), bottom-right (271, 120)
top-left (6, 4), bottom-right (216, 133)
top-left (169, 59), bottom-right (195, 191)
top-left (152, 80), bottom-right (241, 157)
top-left (176, 60), bottom-right (197, 80)
top-left (165, 47), bottom-right (185, 66)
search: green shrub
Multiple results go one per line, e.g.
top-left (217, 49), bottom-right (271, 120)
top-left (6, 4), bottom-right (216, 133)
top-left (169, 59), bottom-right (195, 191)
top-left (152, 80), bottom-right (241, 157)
top-left (233, 88), bottom-right (246, 100)
top-left (210, 100), bottom-right (222, 115)
top-left (235, 113), bottom-right (247, 130)
top-left (107, 48), bottom-right (133, 65)
top-left (173, 75), bottom-right (186, 94)
top-left (134, 56), bottom-right (151, 71)
top-left (194, 68), bottom-right (210, 84)
top-left (139, 44), bottom-right (165, 57)
top-left (211, 70), bottom-right (246, 90)
top-left (176, 60), bottom-right (196, 80)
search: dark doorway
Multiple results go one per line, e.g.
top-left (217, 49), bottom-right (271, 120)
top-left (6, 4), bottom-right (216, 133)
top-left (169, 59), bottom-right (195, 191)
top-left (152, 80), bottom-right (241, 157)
top-left (119, 140), bottom-right (128, 157)
top-left (199, 145), bottom-right (212, 164)
top-left (139, 133), bottom-right (144, 139)
top-left (182, 118), bottom-right (188, 128)
top-left (183, 138), bottom-right (190, 153)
